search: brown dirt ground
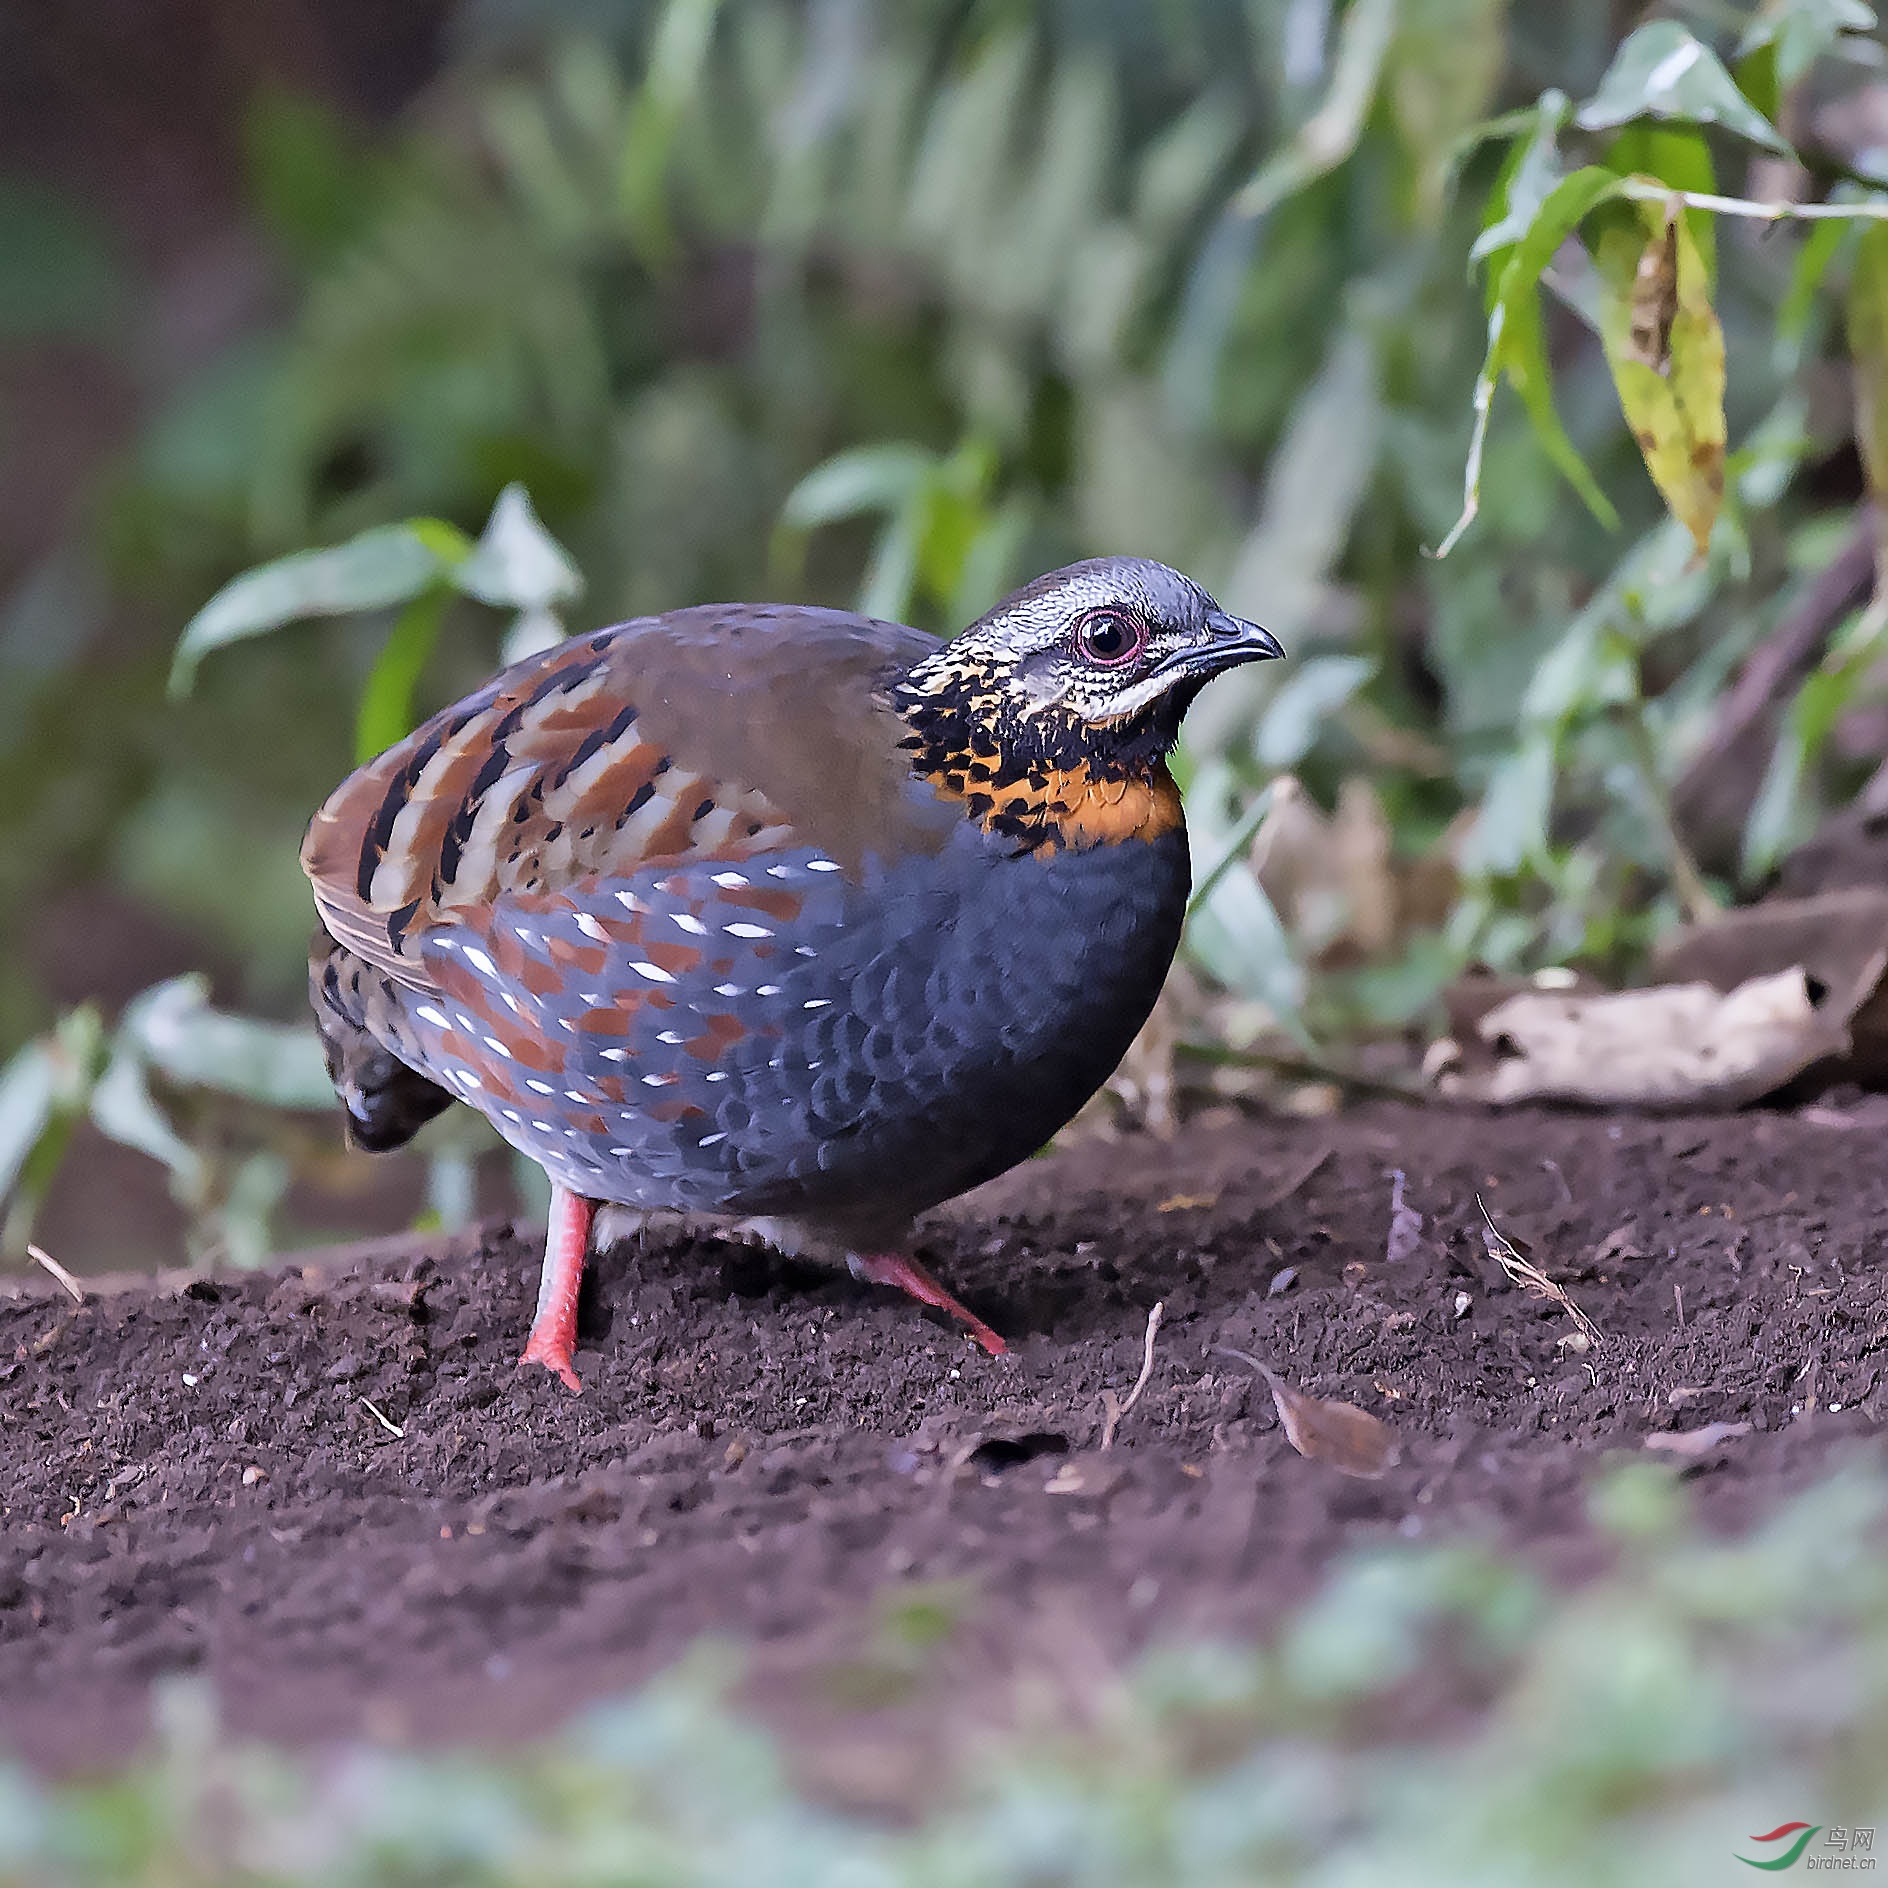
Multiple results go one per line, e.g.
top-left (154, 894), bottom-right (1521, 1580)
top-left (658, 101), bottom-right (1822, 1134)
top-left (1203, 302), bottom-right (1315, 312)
top-left (4, 1101), bottom-right (1886, 1803)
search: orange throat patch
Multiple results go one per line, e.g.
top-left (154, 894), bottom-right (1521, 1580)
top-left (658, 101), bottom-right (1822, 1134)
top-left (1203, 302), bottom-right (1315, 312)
top-left (931, 757), bottom-right (1183, 850)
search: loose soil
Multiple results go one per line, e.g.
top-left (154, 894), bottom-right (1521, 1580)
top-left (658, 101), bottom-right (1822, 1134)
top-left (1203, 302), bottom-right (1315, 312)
top-left (4, 1102), bottom-right (1886, 1801)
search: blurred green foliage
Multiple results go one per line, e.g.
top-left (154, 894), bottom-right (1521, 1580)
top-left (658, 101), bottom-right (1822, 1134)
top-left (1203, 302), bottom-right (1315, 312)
top-left (5, 0), bottom-right (1888, 1262)
top-left (2, 1458), bottom-right (1886, 1884)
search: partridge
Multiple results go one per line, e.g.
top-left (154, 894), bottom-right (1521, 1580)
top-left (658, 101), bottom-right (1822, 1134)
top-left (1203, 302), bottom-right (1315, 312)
top-left (305, 557), bottom-right (1280, 1388)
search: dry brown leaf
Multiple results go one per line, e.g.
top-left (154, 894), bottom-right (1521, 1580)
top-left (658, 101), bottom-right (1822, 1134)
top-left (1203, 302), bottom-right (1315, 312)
top-left (1043, 1454), bottom-right (1131, 1500)
top-left (1218, 1347), bottom-right (1401, 1479)
top-left (1644, 1421), bottom-right (1752, 1457)
top-left (1427, 969), bottom-right (1853, 1110)
top-left (1251, 776), bottom-right (1456, 971)
top-left (1592, 1225), bottom-right (1650, 1268)
top-left (1654, 887), bottom-right (1888, 1090)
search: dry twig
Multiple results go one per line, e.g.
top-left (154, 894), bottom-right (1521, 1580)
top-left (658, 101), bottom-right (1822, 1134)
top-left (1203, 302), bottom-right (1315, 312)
top-left (357, 1396), bottom-right (405, 1439)
top-left (27, 1244), bottom-right (85, 1305)
top-left (1099, 1302), bottom-right (1164, 1450)
top-left (1475, 1197), bottom-right (1601, 1345)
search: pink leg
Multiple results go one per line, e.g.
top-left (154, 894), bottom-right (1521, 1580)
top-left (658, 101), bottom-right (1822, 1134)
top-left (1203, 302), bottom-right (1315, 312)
top-left (519, 1185), bottom-right (593, 1393)
top-left (849, 1251), bottom-right (1007, 1356)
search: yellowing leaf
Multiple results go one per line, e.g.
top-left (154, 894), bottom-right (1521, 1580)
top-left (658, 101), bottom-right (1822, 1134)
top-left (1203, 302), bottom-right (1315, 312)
top-left (1599, 198), bottom-right (1727, 554)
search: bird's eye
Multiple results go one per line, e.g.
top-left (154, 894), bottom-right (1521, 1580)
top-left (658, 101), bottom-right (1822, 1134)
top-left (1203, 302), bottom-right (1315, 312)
top-left (1074, 609), bottom-right (1146, 667)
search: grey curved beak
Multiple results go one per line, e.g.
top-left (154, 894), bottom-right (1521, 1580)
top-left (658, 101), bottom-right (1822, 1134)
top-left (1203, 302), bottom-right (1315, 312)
top-left (1160, 608), bottom-right (1282, 681)
top-left (1205, 608), bottom-right (1284, 662)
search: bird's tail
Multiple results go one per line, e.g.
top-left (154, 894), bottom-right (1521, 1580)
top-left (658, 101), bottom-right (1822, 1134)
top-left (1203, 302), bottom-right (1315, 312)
top-left (309, 927), bottom-right (453, 1152)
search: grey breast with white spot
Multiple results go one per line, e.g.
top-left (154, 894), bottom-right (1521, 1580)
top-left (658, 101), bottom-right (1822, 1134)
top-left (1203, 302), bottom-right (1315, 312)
top-left (403, 817), bottom-right (1187, 1242)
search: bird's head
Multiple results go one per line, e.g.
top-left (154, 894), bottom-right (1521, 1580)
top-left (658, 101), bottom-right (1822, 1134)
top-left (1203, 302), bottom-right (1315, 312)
top-left (897, 557), bottom-right (1281, 764)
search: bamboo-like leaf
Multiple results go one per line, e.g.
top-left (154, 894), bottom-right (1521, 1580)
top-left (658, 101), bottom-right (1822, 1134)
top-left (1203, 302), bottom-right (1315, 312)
top-left (1597, 200), bottom-right (1727, 555)
top-left (1460, 735), bottom-right (1556, 875)
top-left (1743, 664), bottom-right (1865, 880)
top-left (1232, 0), bottom-right (1397, 223)
top-left (1254, 656), bottom-right (1377, 772)
top-left (1497, 288), bottom-right (1621, 532)
top-left (618, 0), bottom-right (726, 264)
top-left (1440, 167), bottom-right (1628, 554)
top-left (1470, 91), bottom-right (1569, 269)
top-left (90, 1044), bottom-right (206, 1196)
top-left (1848, 222), bottom-right (1888, 506)
top-left (1182, 762), bottom-right (1309, 1040)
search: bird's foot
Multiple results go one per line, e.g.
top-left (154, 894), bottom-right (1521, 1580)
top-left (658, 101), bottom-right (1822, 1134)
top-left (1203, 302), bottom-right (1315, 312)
top-left (849, 1250), bottom-right (1008, 1356)
top-left (518, 1185), bottom-right (593, 1394)
top-left (518, 1329), bottom-right (583, 1394)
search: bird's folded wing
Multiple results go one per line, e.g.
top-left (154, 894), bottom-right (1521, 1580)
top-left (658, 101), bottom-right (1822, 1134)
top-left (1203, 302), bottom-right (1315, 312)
top-left (301, 605), bottom-right (949, 990)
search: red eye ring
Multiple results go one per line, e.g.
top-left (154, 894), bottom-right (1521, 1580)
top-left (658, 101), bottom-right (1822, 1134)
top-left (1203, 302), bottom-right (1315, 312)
top-left (1074, 608), bottom-right (1147, 667)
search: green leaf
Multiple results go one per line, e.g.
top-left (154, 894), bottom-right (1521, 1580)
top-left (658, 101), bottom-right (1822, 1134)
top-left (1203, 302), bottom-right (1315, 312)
top-left (1848, 222), bottom-right (1888, 505)
top-left (1738, 0), bottom-right (1879, 92)
top-left (1470, 91), bottom-right (1570, 269)
top-left (1131, 91), bottom-right (1245, 235)
top-left (948, 496), bottom-right (1032, 627)
top-left (169, 520), bottom-right (470, 697)
top-left (1735, 35), bottom-right (1781, 128)
top-left (1231, 0), bottom-right (1397, 223)
top-left (453, 483), bottom-right (583, 614)
top-left (501, 608), bottom-right (570, 665)
top-left (1574, 21), bottom-right (1793, 155)
top-left (355, 589), bottom-right (448, 764)
top-left (779, 445), bottom-right (935, 532)
top-left (618, 0), bottom-right (726, 264)
top-left (0, 1008), bottom-right (106, 1250)
top-left (1776, 215), bottom-right (1853, 372)
top-left (1497, 288), bottom-right (1621, 530)
top-left (1254, 656), bottom-right (1377, 771)
top-left (1441, 167), bottom-right (1629, 555)
top-left (1186, 856), bottom-right (1309, 1037)
top-left (858, 498), bottom-right (926, 624)
top-left (1219, 324), bottom-right (1383, 659)
top-left (1743, 660), bottom-right (1867, 878)
top-left (241, 87), bottom-right (384, 269)
top-left (89, 1044), bottom-right (206, 1197)
top-left (1597, 122), bottom-right (1716, 281)
top-left (116, 977), bottom-right (336, 1112)
top-left (1389, 0), bottom-right (1512, 226)
top-left (1596, 200), bottom-right (1728, 555)
top-left (0, 1042), bottom-right (57, 1213)
top-left (1181, 765), bottom-right (1309, 1041)
top-left (1461, 736), bottom-right (1556, 875)
top-left (1523, 615), bottom-right (1638, 725)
